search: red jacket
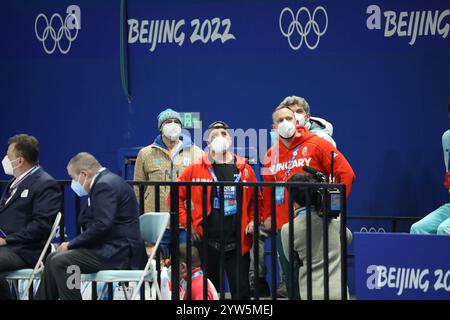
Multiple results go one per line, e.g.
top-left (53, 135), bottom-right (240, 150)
top-left (262, 126), bottom-right (356, 229)
top-left (179, 267), bottom-right (219, 300)
top-left (175, 153), bottom-right (257, 255)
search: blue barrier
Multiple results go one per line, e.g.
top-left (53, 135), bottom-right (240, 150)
top-left (354, 232), bottom-right (450, 300)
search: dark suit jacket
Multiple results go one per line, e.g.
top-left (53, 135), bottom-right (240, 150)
top-left (68, 169), bottom-right (146, 270)
top-left (0, 167), bottom-right (62, 266)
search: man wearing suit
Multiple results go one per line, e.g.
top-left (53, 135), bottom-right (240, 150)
top-left (0, 134), bottom-right (62, 300)
top-left (36, 152), bottom-right (146, 300)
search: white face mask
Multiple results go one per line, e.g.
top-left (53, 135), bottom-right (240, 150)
top-left (210, 136), bottom-right (230, 154)
top-left (2, 155), bottom-right (19, 176)
top-left (277, 120), bottom-right (296, 139)
top-left (295, 113), bottom-right (307, 126)
top-left (162, 122), bottom-right (182, 141)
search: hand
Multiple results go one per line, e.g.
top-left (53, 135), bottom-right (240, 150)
top-left (245, 221), bottom-right (254, 235)
top-left (191, 227), bottom-right (202, 242)
top-left (57, 242), bottom-right (69, 252)
top-left (263, 217), bottom-right (272, 232)
top-left (0, 238), bottom-right (6, 246)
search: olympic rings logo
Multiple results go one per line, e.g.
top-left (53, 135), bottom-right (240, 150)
top-left (279, 6), bottom-right (328, 51)
top-left (35, 11), bottom-right (80, 54)
top-left (360, 227), bottom-right (386, 233)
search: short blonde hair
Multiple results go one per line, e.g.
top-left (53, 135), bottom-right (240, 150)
top-left (278, 96), bottom-right (310, 114)
top-left (67, 152), bottom-right (101, 174)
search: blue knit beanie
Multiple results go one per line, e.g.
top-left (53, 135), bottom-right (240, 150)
top-left (157, 108), bottom-right (182, 129)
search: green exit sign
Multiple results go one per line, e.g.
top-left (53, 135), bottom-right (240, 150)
top-left (179, 112), bottom-right (201, 129)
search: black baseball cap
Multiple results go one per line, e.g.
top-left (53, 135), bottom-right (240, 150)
top-left (207, 121), bottom-right (229, 130)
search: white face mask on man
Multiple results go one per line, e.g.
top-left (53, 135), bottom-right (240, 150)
top-left (277, 119), bottom-right (296, 139)
top-left (210, 136), bottom-right (230, 154)
top-left (162, 122), bottom-right (182, 141)
top-left (295, 113), bottom-right (307, 127)
top-left (2, 155), bottom-right (20, 176)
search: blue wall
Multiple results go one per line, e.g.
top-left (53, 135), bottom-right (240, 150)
top-left (1, 0), bottom-right (449, 229)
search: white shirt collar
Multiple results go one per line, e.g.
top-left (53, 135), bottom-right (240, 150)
top-left (89, 167), bottom-right (106, 189)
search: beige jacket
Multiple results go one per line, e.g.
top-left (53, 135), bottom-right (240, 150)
top-left (133, 136), bottom-right (204, 214)
top-left (281, 209), bottom-right (352, 300)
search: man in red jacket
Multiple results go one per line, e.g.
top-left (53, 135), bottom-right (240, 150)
top-left (176, 121), bottom-right (256, 300)
top-left (262, 105), bottom-right (356, 299)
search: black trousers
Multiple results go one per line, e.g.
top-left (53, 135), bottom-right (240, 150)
top-left (200, 243), bottom-right (250, 300)
top-left (0, 247), bottom-right (29, 300)
top-left (35, 249), bottom-right (114, 300)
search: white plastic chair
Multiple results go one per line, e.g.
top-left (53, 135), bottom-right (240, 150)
top-left (80, 212), bottom-right (170, 300)
top-left (0, 212), bottom-right (62, 300)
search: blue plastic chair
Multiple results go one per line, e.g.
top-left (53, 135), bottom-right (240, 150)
top-left (0, 212), bottom-right (62, 300)
top-left (80, 212), bottom-right (170, 300)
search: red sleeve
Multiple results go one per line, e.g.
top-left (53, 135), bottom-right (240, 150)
top-left (261, 151), bottom-right (276, 221)
top-left (317, 140), bottom-right (356, 198)
top-left (245, 164), bottom-right (257, 223)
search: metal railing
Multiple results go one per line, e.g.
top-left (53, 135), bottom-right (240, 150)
top-left (1, 179), bottom-right (421, 300)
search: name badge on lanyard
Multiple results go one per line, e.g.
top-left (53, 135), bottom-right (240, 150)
top-left (208, 168), bottom-right (241, 216)
top-left (275, 145), bottom-right (300, 205)
top-left (275, 186), bottom-right (285, 205)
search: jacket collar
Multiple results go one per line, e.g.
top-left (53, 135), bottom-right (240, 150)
top-left (277, 126), bottom-right (313, 151)
top-left (152, 134), bottom-right (194, 152)
top-left (0, 167), bottom-right (42, 212)
top-left (88, 168), bottom-right (109, 196)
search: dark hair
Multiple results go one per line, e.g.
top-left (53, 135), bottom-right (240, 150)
top-left (179, 244), bottom-right (201, 269)
top-left (288, 173), bottom-right (321, 211)
top-left (8, 134), bottom-right (39, 165)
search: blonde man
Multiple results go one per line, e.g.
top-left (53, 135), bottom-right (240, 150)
top-left (277, 96), bottom-right (336, 147)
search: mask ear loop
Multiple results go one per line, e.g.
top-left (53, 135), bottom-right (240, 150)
top-left (10, 157), bottom-right (21, 171)
top-left (78, 172), bottom-right (87, 190)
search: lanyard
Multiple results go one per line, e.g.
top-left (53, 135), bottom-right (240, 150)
top-left (207, 166), bottom-right (241, 197)
top-left (285, 145), bottom-right (301, 180)
top-left (294, 208), bottom-right (316, 217)
top-left (272, 145), bottom-right (301, 182)
top-left (180, 270), bottom-right (204, 300)
top-left (10, 166), bottom-right (40, 190)
top-left (191, 270), bottom-right (203, 279)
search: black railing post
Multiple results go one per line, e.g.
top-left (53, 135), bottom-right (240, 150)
top-left (340, 185), bottom-right (348, 300)
top-left (392, 219), bottom-right (397, 232)
top-left (75, 194), bottom-right (81, 236)
top-left (323, 186), bottom-right (330, 300)
top-left (288, 185), bottom-right (294, 300)
top-left (253, 186), bottom-right (260, 300)
top-left (29, 281), bottom-right (34, 300)
top-left (155, 184), bottom-right (161, 289)
top-left (138, 185), bottom-right (144, 215)
top-left (236, 185), bottom-right (243, 300)
top-left (186, 185), bottom-right (192, 300)
top-left (170, 183), bottom-right (180, 300)
top-left (108, 283), bottom-right (113, 300)
top-left (92, 282), bottom-right (97, 300)
top-left (305, 186), bottom-right (312, 300)
top-left (202, 185), bottom-right (208, 301)
top-left (219, 184), bottom-right (225, 300)
top-left (270, 186), bottom-right (277, 300)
